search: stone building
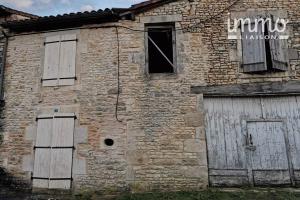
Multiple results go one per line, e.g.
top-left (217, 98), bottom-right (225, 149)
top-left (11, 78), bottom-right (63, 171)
top-left (0, 5), bottom-right (38, 99)
top-left (0, 0), bottom-right (299, 192)
top-left (0, 6), bottom-right (38, 190)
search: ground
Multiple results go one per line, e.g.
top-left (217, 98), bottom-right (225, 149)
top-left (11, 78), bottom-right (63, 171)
top-left (1, 188), bottom-right (300, 200)
top-left (116, 189), bottom-right (300, 200)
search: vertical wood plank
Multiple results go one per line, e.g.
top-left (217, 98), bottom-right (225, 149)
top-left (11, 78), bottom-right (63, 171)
top-left (204, 98), bottom-right (227, 169)
top-left (43, 36), bottom-right (60, 87)
top-left (33, 149), bottom-right (51, 188)
top-left (59, 34), bottom-right (76, 86)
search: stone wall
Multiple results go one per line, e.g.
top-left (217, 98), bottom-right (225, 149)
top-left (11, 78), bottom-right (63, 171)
top-left (138, 0), bottom-right (300, 85)
top-left (0, 0), bottom-right (299, 192)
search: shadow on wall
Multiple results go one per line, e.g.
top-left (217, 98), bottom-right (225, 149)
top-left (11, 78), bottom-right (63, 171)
top-left (0, 168), bottom-right (74, 199)
top-left (0, 168), bottom-right (31, 190)
top-left (0, 104), bottom-right (3, 145)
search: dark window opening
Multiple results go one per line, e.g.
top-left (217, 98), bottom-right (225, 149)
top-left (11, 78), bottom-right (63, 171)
top-left (147, 25), bottom-right (175, 74)
top-left (264, 23), bottom-right (273, 71)
top-left (104, 138), bottom-right (114, 146)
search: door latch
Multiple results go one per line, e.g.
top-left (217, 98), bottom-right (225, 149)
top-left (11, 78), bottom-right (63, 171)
top-left (246, 133), bottom-right (256, 151)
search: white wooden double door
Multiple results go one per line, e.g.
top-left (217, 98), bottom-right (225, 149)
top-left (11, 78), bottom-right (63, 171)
top-left (33, 114), bottom-right (75, 189)
top-left (204, 97), bottom-right (300, 186)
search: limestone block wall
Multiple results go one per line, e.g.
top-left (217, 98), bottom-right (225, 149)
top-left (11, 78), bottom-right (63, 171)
top-left (0, 0), bottom-right (299, 192)
top-left (138, 0), bottom-right (300, 85)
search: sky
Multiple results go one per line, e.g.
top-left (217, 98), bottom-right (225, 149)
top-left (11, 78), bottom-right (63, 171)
top-left (0, 0), bottom-right (144, 16)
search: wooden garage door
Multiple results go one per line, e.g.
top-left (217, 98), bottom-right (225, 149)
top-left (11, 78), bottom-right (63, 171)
top-left (204, 97), bottom-right (300, 186)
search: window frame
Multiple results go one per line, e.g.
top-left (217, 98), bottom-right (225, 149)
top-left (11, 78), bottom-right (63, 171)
top-left (145, 23), bottom-right (177, 75)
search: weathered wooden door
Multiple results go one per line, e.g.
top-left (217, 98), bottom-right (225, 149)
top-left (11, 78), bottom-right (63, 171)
top-left (246, 120), bottom-right (291, 185)
top-left (204, 97), bottom-right (299, 187)
top-left (33, 114), bottom-right (75, 189)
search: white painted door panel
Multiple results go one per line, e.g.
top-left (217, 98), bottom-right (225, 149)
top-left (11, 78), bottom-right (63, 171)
top-left (49, 149), bottom-right (73, 189)
top-left (52, 117), bottom-right (74, 147)
top-left (32, 149), bottom-right (51, 188)
top-left (33, 115), bottom-right (75, 189)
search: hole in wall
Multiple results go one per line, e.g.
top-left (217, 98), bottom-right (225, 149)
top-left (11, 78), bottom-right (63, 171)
top-left (104, 138), bottom-right (114, 146)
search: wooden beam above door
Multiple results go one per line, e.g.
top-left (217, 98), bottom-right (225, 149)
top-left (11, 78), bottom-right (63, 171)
top-left (191, 80), bottom-right (300, 97)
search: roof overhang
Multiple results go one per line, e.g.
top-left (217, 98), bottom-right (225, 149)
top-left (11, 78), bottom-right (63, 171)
top-left (1, 0), bottom-right (179, 33)
top-left (1, 9), bottom-right (119, 33)
top-left (0, 5), bottom-right (38, 19)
